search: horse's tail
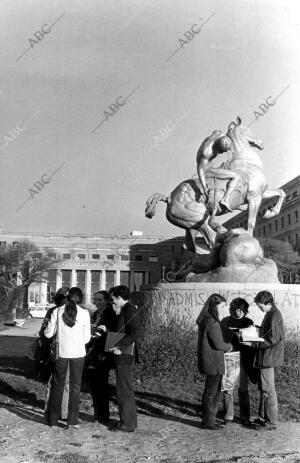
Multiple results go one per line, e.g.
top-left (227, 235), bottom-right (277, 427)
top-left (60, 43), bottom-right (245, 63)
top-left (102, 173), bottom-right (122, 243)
top-left (145, 193), bottom-right (169, 219)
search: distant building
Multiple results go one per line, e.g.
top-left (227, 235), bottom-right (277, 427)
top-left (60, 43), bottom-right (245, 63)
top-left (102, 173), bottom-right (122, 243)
top-left (224, 175), bottom-right (300, 245)
top-left (0, 231), bottom-right (187, 306)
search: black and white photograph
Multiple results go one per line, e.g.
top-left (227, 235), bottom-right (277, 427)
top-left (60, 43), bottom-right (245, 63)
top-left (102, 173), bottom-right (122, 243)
top-left (0, 0), bottom-right (299, 462)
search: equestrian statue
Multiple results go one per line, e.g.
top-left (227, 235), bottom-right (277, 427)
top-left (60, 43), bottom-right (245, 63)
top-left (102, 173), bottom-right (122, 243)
top-left (145, 117), bottom-right (285, 258)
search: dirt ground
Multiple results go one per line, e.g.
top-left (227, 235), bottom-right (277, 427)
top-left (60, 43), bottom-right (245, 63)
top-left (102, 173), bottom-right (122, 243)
top-left (0, 403), bottom-right (300, 463)
top-left (0, 321), bottom-right (300, 463)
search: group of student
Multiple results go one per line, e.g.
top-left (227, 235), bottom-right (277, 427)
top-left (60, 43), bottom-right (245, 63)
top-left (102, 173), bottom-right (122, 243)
top-left (39, 285), bottom-right (139, 432)
top-left (197, 291), bottom-right (285, 430)
top-left (38, 286), bottom-right (284, 433)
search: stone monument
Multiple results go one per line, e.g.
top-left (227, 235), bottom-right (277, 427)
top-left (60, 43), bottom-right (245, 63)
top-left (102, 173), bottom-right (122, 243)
top-left (144, 117), bottom-right (300, 335)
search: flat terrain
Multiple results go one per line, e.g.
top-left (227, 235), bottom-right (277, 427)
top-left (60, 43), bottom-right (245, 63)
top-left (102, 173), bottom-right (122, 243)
top-left (0, 320), bottom-right (299, 463)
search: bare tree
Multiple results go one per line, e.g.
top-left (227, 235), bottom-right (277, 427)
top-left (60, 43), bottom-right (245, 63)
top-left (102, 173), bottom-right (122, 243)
top-left (260, 238), bottom-right (300, 283)
top-left (0, 240), bottom-right (59, 322)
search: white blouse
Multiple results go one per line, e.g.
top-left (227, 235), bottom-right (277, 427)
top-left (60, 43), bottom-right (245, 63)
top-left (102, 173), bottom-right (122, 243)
top-left (44, 304), bottom-right (91, 358)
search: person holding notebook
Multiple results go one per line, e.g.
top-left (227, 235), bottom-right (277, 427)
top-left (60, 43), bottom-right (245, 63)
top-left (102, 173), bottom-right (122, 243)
top-left (108, 285), bottom-right (140, 433)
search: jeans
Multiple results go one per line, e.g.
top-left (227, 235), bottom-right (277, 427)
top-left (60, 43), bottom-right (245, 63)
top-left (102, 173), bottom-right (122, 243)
top-left (223, 361), bottom-right (250, 421)
top-left (44, 365), bottom-right (69, 420)
top-left (47, 357), bottom-right (84, 426)
top-left (258, 367), bottom-right (278, 425)
top-left (115, 357), bottom-right (137, 430)
top-left (202, 375), bottom-right (222, 427)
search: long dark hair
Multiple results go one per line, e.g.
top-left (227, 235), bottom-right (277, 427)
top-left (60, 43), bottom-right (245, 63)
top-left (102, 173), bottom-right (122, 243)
top-left (196, 293), bottom-right (226, 324)
top-left (62, 287), bottom-right (83, 328)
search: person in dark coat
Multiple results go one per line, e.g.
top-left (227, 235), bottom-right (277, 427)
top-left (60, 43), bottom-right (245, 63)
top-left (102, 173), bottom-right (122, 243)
top-left (109, 285), bottom-right (140, 433)
top-left (197, 293), bottom-right (232, 430)
top-left (221, 298), bottom-right (256, 427)
top-left (253, 291), bottom-right (284, 430)
top-left (87, 290), bottom-right (118, 423)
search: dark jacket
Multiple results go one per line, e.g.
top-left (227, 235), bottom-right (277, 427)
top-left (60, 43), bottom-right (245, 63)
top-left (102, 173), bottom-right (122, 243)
top-left (86, 304), bottom-right (118, 366)
top-left (255, 306), bottom-right (284, 368)
top-left (197, 315), bottom-right (232, 375)
top-left (115, 302), bottom-right (140, 362)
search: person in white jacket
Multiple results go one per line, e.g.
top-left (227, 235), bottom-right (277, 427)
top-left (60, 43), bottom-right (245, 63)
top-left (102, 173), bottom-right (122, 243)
top-left (44, 287), bottom-right (91, 427)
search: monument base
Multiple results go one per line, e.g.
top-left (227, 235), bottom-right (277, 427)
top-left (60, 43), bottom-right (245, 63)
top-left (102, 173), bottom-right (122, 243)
top-left (139, 282), bottom-right (300, 341)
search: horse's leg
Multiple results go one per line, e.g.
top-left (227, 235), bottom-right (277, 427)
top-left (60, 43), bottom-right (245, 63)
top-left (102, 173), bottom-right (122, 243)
top-left (247, 195), bottom-right (262, 235)
top-left (261, 188), bottom-right (286, 219)
top-left (183, 229), bottom-right (198, 253)
top-left (200, 217), bottom-right (217, 250)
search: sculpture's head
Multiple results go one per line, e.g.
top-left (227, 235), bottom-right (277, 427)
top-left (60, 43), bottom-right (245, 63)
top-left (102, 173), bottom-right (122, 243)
top-left (216, 135), bottom-right (232, 153)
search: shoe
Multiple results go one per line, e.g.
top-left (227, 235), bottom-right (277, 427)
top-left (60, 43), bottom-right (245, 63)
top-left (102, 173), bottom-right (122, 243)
top-left (253, 418), bottom-right (266, 427)
top-left (201, 423), bottom-right (223, 430)
top-left (67, 424), bottom-right (81, 429)
top-left (261, 423), bottom-right (277, 431)
top-left (98, 418), bottom-right (110, 425)
top-left (241, 420), bottom-right (257, 429)
top-left (224, 419), bottom-right (234, 425)
top-left (112, 424), bottom-right (135, 432)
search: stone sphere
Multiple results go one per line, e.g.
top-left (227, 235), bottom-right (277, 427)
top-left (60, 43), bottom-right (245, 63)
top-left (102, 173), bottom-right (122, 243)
top-left (219, 231), bottom-right (263, 267)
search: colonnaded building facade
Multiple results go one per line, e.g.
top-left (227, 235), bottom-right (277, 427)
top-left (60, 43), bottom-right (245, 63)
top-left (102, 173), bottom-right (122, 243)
top-left (0, 230), bottom-right (186, 306)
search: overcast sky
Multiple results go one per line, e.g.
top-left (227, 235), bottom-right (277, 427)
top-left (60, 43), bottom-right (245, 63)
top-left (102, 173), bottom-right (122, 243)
top-left (0, 0), bottom-right (299, 236)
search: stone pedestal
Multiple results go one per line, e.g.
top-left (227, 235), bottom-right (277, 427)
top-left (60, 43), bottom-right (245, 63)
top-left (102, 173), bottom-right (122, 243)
top-left (140, 282), bottom-right (300, 340)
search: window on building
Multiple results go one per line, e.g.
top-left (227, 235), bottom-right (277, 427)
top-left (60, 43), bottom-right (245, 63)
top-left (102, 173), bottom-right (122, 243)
top-left (295, 210), bottom-right (299, 222)
top-left (0, 241), bottom-right (6, 248)
top-left (134, 255), bottom-right (143, 261)
top-left (288, 214), bottom-right (291, 225)
top-left (76, 270), bottom-right (86, 295)
top-left (149, 256), bottom-right (158, 262)
top-left (263, 226), bottom-right (266, 236)
top-left (12, 242), bottom-right (19, 248)
top-left (61, 269), bottom-right (71, 287)
top-left (77, 253), bottom-right (85, 260)
top-left (292, 191), bottom-right (298, 198)
top-left (105, 271), bottom-right (115, 290)
top-left (275, 220), bottom-right (278, 231)
top-left (281, 217), bottom-right (284, 228)
top-left (48, 252), bottom-right (56, 259)
top-left (133, 271), bottom-right (149, 290)
top-left (268, 223), bottom-right (272, 232)
top-left (286, 195), bottom-right (291, 201)
top-left (47, 269), bottom-right (57, 303)
top-left (92, 254), bottom-right (100, 260)
top-left (258, 229), bottom-right (261, 237)
top-left (120, 271), bottom-right (130, 287)
top-left (121, 255), bottom-right (129, 261)
top-left (63, 253), bottom-right (71, 260)
top-left (171, 245), bottom-right (176, 254)
top-left (91, 271), bottom-right (101, 294)
top-left (106, 254), bottom-right (115, 260)
top-left (288, 236), bottom-right (291, 243)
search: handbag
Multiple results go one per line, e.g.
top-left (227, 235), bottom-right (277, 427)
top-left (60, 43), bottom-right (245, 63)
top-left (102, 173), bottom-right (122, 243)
top-left (221, 351), bottom-right (241, 391)
top-left (49, 338), bottom-right (58, 361)
top-left (26, 338), bottom-right (43, 361)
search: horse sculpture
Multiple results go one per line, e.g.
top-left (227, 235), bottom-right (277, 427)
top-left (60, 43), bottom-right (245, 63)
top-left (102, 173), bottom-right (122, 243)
top-left (145, 117), bottom-right (286, 254)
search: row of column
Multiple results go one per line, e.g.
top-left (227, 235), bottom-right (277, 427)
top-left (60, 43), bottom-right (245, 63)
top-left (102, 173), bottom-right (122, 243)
top-left (55, 269), bottom-right (124, 304)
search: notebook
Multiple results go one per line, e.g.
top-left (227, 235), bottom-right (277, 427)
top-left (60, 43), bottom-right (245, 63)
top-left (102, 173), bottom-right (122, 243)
top-left (104, 331), bottom-right (135, 356)
top-left (239, 325), bottom-right (264, 342)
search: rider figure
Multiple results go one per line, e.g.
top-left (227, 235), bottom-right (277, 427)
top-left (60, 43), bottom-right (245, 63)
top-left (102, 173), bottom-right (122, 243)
top-left (196, 130), bottom-right (239, 212)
